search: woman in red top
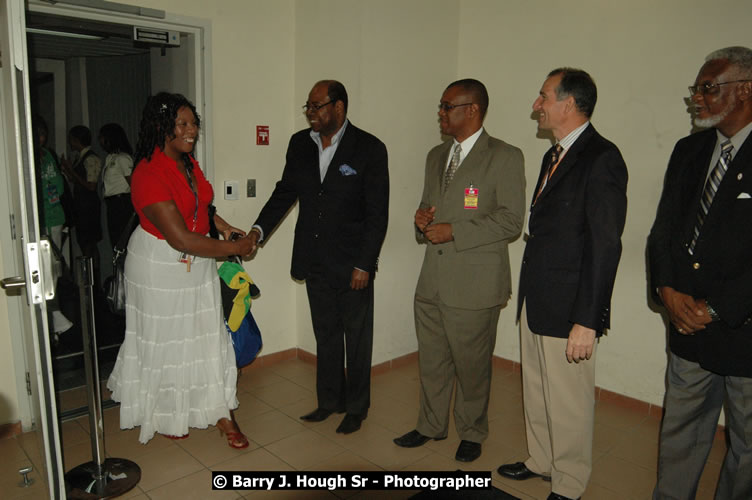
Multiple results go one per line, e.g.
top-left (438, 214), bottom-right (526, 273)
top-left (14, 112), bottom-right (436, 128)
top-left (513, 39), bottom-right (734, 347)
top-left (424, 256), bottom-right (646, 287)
top-left (108, 93), bottom-right (253, 447)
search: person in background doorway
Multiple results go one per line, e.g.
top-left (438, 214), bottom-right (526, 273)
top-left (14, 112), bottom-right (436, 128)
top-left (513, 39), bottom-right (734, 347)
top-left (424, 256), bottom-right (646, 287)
top-left (61, 125), bottom-right (102, 272)
top-left (33, 114), bottom-right (73, 336)
top-left (99, 123), bottom-right (135, 246)
top-left (34, 115), bottom-right (66, 250)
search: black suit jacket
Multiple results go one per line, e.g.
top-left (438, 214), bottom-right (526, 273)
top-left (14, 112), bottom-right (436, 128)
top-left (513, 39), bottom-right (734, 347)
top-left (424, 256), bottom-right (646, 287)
top-left (254, 122), bottom-right (389, 288)
top-left (648, 127), bottom-right (752, 377)
top-left (518, 124), bottom-right (628, 338)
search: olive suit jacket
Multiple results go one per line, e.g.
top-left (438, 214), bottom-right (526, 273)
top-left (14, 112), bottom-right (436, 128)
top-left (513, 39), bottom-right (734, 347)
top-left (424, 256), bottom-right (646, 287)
top-left (415, 130), bottom-right (526, 310)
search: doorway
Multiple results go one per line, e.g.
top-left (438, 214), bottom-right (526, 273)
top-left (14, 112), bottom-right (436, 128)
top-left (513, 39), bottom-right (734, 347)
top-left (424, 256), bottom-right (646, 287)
top-left (26, 9), bottom-right (192, 419)
top-left (1, 1), bottom-right (211, 495)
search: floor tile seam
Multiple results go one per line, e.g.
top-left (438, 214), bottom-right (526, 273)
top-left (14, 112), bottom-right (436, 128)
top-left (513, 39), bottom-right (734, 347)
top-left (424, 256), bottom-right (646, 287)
top-left (244, 392), bottom-right (312, 410)
top-left (586, 475), bottom-right (642, 499)
top-left (251, 425), bottom-right (309, 448)
top-left (590, 455), bottom-right (657, 482)
top-left (138, 461), bottom-right (207, 495)
top-left (241, 380), bottom-right (306, 395)
top-left (136, 462), bottom-right (212, 495)
top-left (233, 405), bottom-right (278, 421)
top-left (593, 416), bottom-right (648, 435)
top-left (173, 434), bottom-right (261, 463)
top-left (608, 443), bottom-right (660, 465)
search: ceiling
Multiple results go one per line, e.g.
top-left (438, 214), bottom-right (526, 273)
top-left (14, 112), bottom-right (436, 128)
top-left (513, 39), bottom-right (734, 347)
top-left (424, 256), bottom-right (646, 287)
top-left (26, 12), bottom-right (155, 60)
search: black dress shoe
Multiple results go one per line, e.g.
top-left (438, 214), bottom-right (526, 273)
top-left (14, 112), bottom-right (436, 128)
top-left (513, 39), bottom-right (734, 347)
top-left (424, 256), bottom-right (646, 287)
top-left (393, 429), bottom-right (447, 448)
top-left (547, 493), bottom-right (579, 500)
top-left (497, 462), bottom-right (551, 481)
top-left (336, 413), bottom-right (367, 434)
top-left (300, 408), bottom-right (334, 422)
top-left (454, 440), bottom-right (481, 462)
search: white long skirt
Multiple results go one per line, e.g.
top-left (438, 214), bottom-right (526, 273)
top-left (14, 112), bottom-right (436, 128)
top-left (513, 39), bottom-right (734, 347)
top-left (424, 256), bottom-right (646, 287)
top-left (107, 226), bottom-right (238, 443)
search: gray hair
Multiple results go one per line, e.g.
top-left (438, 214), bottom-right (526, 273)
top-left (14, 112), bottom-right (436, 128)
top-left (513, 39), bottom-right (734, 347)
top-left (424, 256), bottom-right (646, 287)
top-left (706, 46), bottom-right (752, 79)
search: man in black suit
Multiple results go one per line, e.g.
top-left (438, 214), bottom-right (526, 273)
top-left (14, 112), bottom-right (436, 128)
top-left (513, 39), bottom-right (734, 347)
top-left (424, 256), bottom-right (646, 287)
top-left (248, 80), bottom-right (389, 434)
top-left (497, 68), bottom-right (628, 500)
top-left (649, 46), bottom-right (752, 500)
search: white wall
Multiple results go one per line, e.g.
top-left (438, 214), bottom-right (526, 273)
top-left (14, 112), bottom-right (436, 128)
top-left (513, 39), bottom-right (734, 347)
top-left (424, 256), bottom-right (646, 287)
top-left (456, 0), bottom-right (751, 405)
top-left (2, 0), bottom-right (750, 426)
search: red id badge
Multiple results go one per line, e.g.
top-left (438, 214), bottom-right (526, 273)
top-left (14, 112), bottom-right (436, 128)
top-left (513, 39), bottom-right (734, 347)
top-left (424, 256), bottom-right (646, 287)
top-left (464, 187), bottom-right (478, 209)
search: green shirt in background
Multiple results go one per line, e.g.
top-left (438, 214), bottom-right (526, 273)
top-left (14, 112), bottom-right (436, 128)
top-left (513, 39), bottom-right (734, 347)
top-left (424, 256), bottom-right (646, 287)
top-left (39, 147), bottom-right (66, 230)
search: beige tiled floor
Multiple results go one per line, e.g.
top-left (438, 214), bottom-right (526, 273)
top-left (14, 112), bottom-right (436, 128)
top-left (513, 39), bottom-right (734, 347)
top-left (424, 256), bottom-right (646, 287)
top-left (1, 357), bottom-right (728, 499)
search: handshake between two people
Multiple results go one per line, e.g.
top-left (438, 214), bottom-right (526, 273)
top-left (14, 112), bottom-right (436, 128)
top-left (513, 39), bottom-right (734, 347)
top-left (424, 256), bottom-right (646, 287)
top-left (220, 226), bottom-right (370, 291)
top-left (415, 206), bottom-right (453, 244)
top-left (219, 227), bottom-right (261, 259)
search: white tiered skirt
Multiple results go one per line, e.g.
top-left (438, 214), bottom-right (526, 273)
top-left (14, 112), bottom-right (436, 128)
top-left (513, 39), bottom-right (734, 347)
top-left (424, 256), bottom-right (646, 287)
top-left (107, 226), bottom-right (238, 444)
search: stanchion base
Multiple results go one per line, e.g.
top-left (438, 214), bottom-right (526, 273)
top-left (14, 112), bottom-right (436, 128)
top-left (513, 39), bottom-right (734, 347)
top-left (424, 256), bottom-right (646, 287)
top-left (65, 458), bottom-right (141, 499)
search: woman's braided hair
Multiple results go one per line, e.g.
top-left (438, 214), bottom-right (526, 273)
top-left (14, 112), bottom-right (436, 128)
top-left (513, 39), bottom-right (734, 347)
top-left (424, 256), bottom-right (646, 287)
top-left (133, 92), bottom-right (201, 172)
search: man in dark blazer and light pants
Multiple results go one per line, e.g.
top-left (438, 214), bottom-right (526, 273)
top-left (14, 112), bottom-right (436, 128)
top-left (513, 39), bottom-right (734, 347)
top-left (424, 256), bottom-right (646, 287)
top-left (249, 80), bottom-right (389, 434)
top-left (649, 47), bottom-right (752, 500)
top-left (497, 69), bottom-right (628, 500)
top-left (393, 79), bottom-right (526, 463)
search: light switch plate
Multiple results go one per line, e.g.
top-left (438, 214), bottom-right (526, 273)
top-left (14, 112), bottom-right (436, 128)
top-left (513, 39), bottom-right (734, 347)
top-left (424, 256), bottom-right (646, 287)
top-left (224, 180), bottom-right (239, 200)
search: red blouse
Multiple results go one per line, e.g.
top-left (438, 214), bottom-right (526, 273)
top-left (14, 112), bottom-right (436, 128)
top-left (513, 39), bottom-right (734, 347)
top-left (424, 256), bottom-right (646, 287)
top-left (131, 146), bottom-right (213, 239)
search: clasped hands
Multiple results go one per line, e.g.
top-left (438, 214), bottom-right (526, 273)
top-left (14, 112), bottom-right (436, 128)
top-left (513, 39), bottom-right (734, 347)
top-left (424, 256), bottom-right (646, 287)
top-left (242, 228), bottom-right (370, 290)
top-left (415, 206), bottom-right (453, 244)
top-left (658, 286), bottom-right (711, 335)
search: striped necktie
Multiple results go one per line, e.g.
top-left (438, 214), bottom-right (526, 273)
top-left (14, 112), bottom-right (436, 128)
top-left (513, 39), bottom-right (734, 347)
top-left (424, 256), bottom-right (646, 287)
top-left (443, 143), bottom-right (462, 193)
top-left (688, 139), bottom-right (733, 255)
top-left (533, 143), bottom-right (563, 205)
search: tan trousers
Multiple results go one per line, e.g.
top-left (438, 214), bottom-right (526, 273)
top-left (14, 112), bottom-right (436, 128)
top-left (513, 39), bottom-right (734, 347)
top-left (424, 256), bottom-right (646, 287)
top-left (520, 302), bottom-right (597, 499)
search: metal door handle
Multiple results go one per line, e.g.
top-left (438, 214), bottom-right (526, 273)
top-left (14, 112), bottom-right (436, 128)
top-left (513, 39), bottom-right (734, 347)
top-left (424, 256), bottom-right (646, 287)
top-left (1, 276), bottom-right (26, 289)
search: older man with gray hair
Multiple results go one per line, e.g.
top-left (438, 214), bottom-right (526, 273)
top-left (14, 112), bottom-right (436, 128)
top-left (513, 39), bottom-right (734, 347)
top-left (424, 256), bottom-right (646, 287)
top-left (649, 46), bottom-right (752, 499)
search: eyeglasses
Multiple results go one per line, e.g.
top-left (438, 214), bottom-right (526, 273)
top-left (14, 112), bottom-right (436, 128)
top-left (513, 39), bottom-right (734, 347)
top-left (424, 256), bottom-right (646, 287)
top-left (438, 102), bottom-right (473, 112)
top-left (302, 100), bottom-right (334, 112)
top-left (688, 80), bottom-right (752, 96)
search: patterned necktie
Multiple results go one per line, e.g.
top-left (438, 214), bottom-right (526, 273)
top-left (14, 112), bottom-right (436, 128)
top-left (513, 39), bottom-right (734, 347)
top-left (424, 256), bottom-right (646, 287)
top-left (533, 143), bottom-right (563, 205)
top-left (688, 139), bottom-right (733, 255)
top-left (443, 143), bottom-right (462, 193)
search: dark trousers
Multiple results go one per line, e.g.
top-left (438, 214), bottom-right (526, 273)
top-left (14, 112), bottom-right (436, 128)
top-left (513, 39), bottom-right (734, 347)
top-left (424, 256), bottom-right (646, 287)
top-left (105, 194), bottom-right (134, 247)
top-left (305, 270), bottom-right (374, 416)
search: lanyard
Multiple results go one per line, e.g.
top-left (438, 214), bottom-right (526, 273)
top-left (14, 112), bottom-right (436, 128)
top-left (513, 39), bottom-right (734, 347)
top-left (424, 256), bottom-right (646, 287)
top-left (179, 159), bottom-right (199, 271)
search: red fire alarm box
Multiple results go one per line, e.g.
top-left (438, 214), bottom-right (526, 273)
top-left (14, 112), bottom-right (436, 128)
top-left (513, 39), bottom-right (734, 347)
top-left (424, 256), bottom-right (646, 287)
top-left (256, 126), bottom-right (269, 146)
